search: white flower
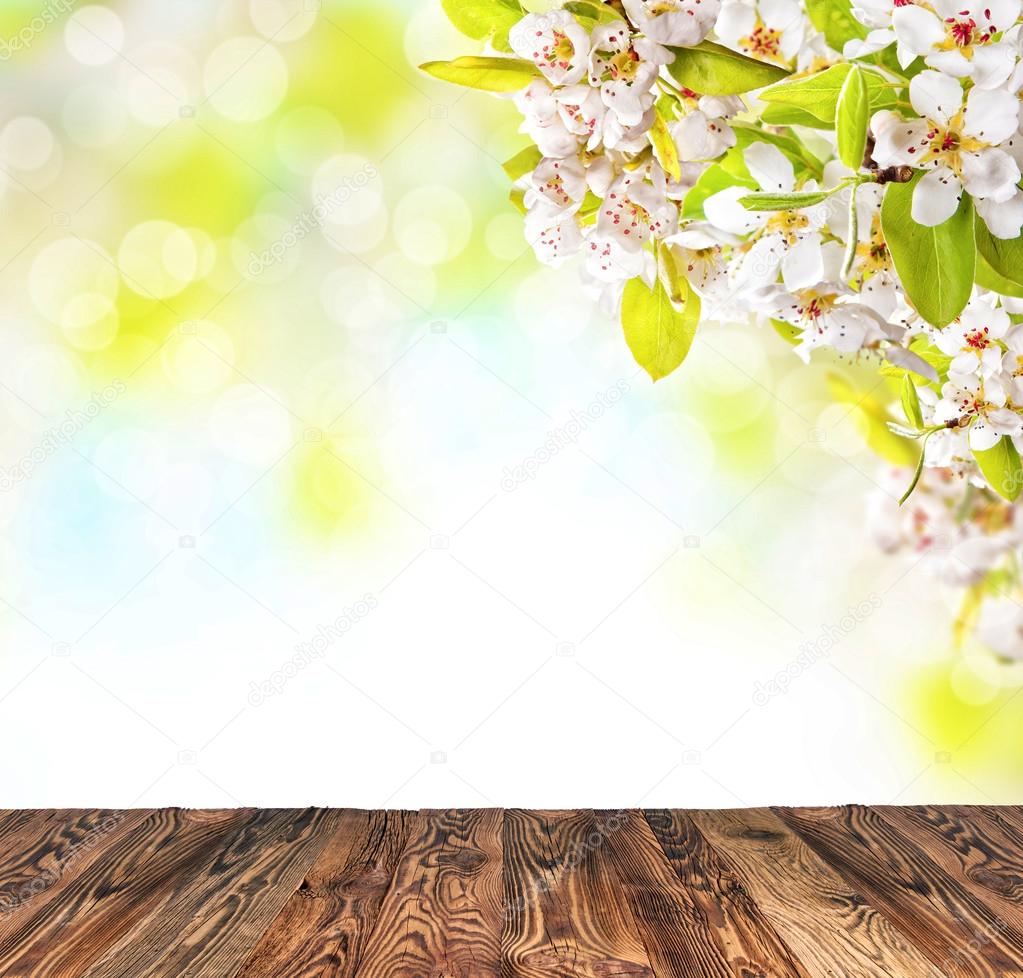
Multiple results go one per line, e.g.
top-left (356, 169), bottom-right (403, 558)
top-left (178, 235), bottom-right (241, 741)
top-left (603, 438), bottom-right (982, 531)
top-left (514, 80), bottom-right (580, 158)
top-left (715, 0), bottom-right (806, 65)
top-left (934, 372), bottom-right (1022, 450)
top-left (525, 208), bottom-right (584, 265)
top-left (975, 598), bottom-right (1023, 659)
top-left (597, 170), bottom-right (679, 252)
top-left (525, 156), bottom-right (589, 215)
top-left (664, 224), bottom-right (737, 297)
top-left (871, 70), bottom-right (1021, 226)
top-left (509, 11), bottom-right (590, 86)
top-left (582, 229), bottom-right (652, 283)
top-left (554, 84), bottom-right (607, 151)
top-left (671, 100), bottom-right (738, 161)
top-left (589, 21), bottom-right (673, 126)
top-left (622, 0), bottom-right (721, 47)
top-left (704, 142), bottom-right (827, 289)
top-left (750, 281), bottom-right (889, 361)
top-left (933, 296), bottom-right (1011, 377)
top-left (892, 0), bottom-right (1021, 87)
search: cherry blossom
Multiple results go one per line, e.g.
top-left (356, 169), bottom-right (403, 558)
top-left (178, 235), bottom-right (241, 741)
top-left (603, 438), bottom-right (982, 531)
top-left (510, 10), bottom-right (591, 86)
top-left (622, 0), bottom-right (722, 47)
top-left (871, 70), bottom-right (1021, 226)
top-left (716, 0), bottom-right (805, 65)
top-left (589, 21), bottom-right (673, 125)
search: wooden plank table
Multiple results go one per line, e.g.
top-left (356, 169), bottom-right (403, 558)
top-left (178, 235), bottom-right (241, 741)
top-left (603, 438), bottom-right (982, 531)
top-left (0, 807), bottom-right (1020, 976)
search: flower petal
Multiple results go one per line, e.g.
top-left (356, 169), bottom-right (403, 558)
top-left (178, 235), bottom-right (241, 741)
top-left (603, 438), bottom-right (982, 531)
top-left (744, 141), bottom-right (795, 193)
top-left (976, 191), bottom-right (1023, 239)
top-left (781, 232), bottom-right (824, 291)
top-left (893, 5), bottom-right (947, 57)
top-left (704, 185), bottom-right (764, 235)
top-left (911, 167), bottom-right (963, 226)
top-left (960, 148), bottom-right (1021, 201)
top-left (963, 87), bottom-right (1021, 143)
top-left (969, 420), bottom-right (1001, 451)
top-left (909, 70), bottom-right (964, 126)
top-left (870, 110), bottom-right (930, 166)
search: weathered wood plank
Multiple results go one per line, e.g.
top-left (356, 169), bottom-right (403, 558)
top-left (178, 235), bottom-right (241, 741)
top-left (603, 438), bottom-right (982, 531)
top-left (877, 806), bottom-right (1023, 933)
top-left (0, 810), bottom-right (148, 935)
top-left (689, 807), bottom-right (950, 978)
top-left (353, 808), bottom-right (504, 978)
top-left (777, 805), bottom-right (1023, 978)
top-left (82, 807), bottom-right (340, 978)
top-left (0, 808), bottom-right (248, 977)
top-left (629, 809), bottom-right (814, 978)
top-left (502, 809), bottom-right (653, 978)
top-left (235, 809), bottom-right (418, 978)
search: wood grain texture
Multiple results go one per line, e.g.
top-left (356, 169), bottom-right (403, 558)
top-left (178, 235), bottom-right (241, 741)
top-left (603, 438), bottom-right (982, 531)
top-left (607, 808), bottom-right (812, 978)
top-left (82, 807), bottom-right (340, 978)
top-left (235, 809), bottom-right (419, 978)
top-left (877, 806), bottom-right (1023, 933)
top-left (0, 810), bottom-right (148, 936)
top-left (0, 807), bottom-right (1021, 978)
top-left (353, 808), bottom-right (505, 978)
top-left (688, 807), bottom-right (952, 978)
top-left (0, 808), bottom-right (248, 978)
top-left (502, 808), bottom-right (653, 978)
top-left (776, 805), bottom-right (1023, 978)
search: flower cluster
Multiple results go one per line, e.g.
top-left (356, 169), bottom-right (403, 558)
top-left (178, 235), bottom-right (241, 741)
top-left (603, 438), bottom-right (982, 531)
top-left (425, 0), bottom-right (1023, 659)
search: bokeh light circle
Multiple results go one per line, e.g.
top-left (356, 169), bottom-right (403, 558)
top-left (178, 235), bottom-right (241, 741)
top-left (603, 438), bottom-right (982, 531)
top-left (65, 5), bottom-right (124, 65)
top-left (30, 237), bottom-right (119, 327)
top-left (118, 220), bottom-right (199, 299)
top-left (203, 36), bottom-right (288, 122)
top-left (0, 117), bottom-right (55, 171)
top-left (249, 0), bottom-right (319, 42)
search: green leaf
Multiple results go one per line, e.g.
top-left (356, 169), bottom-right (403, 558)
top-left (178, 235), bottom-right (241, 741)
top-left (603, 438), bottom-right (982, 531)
top-left (900, 374), bottom-right (924, 429)
top-left (621, 274), bottom-right (701, 381)
top-left (564, 0), bottom-right (620, 24)
top-left (666, 40), bottom-right (789, 95)
top-left (649, 112), bottom-right (681, 181)
top-left (509, 186), bottom-right (526, 214)
top-left (804, 0), bottom-right (867, 51)
top-left (440, 0), bottom-right (524, 40)
top-left (976, 252), bottom-right (1023, 299)
top-left (739, 188), bottom-right (834, 211)
top-left (974, 436), bottom-right (1023, 502)
top-left (836, 65), bottom-right (869, 170)
top-left (681, 149), bottom-right (756, 218)
top-left (881, 173), bottom-right (975, 328)
top-left (502, 146), bottom-right (542, 181)
top-left (975, 220), bottom-right (1023, 291)
top-left (827, 372), bottom-right (919, 467)
top-left (761, 101), bottom-right (833, 129)
top-left (759, 63), bottom-right (896, 124)
top-left (420, 56), bottom-right (540, 93)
